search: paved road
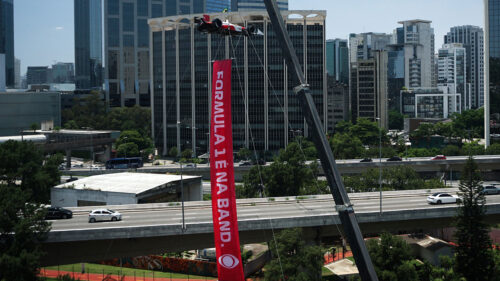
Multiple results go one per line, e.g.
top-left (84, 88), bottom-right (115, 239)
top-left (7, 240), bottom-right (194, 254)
top-left (49, 188), bottom-right (500, 232)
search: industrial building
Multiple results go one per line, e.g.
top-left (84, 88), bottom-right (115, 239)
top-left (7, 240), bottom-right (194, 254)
top-left (51, 172), bottom-right (203, 207)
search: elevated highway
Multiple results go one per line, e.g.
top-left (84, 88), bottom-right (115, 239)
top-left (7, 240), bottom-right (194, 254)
top-left (42, 188), bottom-right (500, 266)
top-left (65, 155), bottom-right (500, 181)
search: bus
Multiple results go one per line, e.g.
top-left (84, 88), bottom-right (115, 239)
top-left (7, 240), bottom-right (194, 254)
top-left (105, 157), bottom-right (144, 169)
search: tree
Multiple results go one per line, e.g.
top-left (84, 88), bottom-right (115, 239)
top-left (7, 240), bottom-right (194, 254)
top-left (410, 123), bottom-right (435, 148)
top-left (168, 147), bottom-right (179, 158)
top-left (329, 133), bottom-right (364, 159)
top-left (237, 147), bottom-right (251, 160)
top-left (116, 142), bottom-right (140, 157)
top-left (454, 155), bottom-right (497, 280)
top-left (265, 228), bottom-right (324, 281)
top-left (0, 185), bottom-right (51, 280)
top-left (30, 122), bottom-right (39, 132)
top-left (388, 110), bottom-right (405, 130)
top-left (365, 233), bottom-right (419, 281)
top-left (443, 145), bottom-right (461, 156)
top-left (451, 108), bottom-right (484, 139)
top-left (0, 141), bottom-right (62, 203)
top-left (115, 130), bottom-right (152, 152)
top-left (181, 149), bottom-right (193, 159)
top-left (351, 118), bottom-right (388, 146)
top-left (240, 142), bottom-right (323, 198)
top-left (486, 143), bottom-right (500, 155)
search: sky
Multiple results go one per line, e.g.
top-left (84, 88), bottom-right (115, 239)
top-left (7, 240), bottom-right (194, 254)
top-left (13, 0), bottom-right (484, 76)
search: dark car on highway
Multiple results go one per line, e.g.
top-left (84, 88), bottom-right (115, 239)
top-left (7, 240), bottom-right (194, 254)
top-left (386, 156), bottom-right (402, 162)
top-left (45, 207), bottom-right (73, 220)
top-left (360, 158), bottom-right (373, 162)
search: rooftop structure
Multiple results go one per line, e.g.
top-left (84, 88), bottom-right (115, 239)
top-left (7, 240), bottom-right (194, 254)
top-left (52, 172), bottom-right (203, 207)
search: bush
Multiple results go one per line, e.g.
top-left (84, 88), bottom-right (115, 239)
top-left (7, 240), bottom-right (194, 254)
top-left (443, 145), bottom-right (461, 156)
top-left (486, 143), bottom-right (500, 155)
top-left (461, 142), bottom-right (485, 155)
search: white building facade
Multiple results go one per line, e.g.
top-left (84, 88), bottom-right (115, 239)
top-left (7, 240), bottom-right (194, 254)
top-left (438, 43), bottom-right (470, 110)
top-left (444, 25), bottom-right (484, 108)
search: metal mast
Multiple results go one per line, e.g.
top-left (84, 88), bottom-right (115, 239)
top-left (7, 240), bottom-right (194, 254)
top-left (263, 1), bottom-right (379, 280)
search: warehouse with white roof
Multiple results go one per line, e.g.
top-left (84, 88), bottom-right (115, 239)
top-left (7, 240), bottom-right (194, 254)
top-left (51, 172), bottom-right (202, 207)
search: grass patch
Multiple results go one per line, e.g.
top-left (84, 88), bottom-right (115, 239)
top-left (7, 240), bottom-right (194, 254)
top-left (43, 263), bottom-right (216, 280)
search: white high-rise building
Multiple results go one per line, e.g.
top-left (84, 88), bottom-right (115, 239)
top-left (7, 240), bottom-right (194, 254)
top-left (438, 43), bottom-right (468, 111)
top-left (444, 25), bottom-right (484, 108)
top-left (397, 20), bottom-right (436, 88)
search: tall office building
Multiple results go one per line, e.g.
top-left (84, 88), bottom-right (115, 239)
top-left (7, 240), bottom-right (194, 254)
top-left (386, 44), bottom-right (405, 112)
top-left (444, 25), bottom-right (484, 108)
top-left (75, 0), bottom-right (103, 90)
top-left (104, 0), bottom-right (205, 108)
top-left (0, 0), bottom-right (14, 87)
top-left (397, 20), bottom-right (436, 88)
top-left (438, 43), bottom-right (469, 111)
top-left (149, 11), bottom-right (326, 155)
top-left (485, 0), bottom-right (500, 144)
top-left (326, 77), bottom-right (349, 133)
top-left (14, 57), bottom-right (20, 88)
top-left (231, 0), bottom-right (288, 11)
top-left (326, 39), bottom-right (349, 84)
top-left (349, 33), bottom-right (391, 127)
top-left (206, 0), bottom-right (230, 12)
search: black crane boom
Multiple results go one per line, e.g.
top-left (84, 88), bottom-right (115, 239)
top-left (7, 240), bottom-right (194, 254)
top-left (263, 1), bottom-right (379, 280)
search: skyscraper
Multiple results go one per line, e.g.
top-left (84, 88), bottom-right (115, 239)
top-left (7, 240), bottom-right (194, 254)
top-left (397, 20), bottom-right (435, 88)
top-left (149, 11), bottom-right (326, 155)
top-left (104, 0), bottom-right (205, 107)
top-left (74, 0), bottom-right (103, 90)
top-left (438, 43), bottom-right (468, 111)
top-left (349, 33), bottom-right (391, 127)
top-left (444, 25), bottom-right (484, 108)
top-left (231, 0), bottom-right (288, 11)
top-left (485, 0), bottom-right (500, 145)
top-left (206, 0), bottom-right (230, 12)
top-left (326, 39), bottom-right (349, 84)
top-left (0, 0), bottom-right (14, 87)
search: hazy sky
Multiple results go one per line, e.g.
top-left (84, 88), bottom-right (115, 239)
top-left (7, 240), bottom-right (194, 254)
top-left (14, 0), bottom-right (484, 75)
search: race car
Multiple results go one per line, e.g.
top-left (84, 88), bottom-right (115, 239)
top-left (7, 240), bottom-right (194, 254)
top-left (194, 15), bottom-right (258, 36)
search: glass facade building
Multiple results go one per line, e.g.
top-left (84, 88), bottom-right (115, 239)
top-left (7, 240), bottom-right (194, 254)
top-left (400, 87), bottom-right (461, 119)
top-left (444, 26), bottom-right (484, 108)
top-left (206, 0), bottom-right (230, 12)
top-left (231, 0), bottom-right (288, 11)
top-left (326, 39), bottom-right (348, 84)
top-left (486, 0), bottom-right (500, 141)
top-left (0, 0), bottom-right (14, 87)
top-left (104, 0), bottom-right (206, 108)
top-left (75, 0), bottom-right (103, 90)
top-left (149, 11), bottom-right (326, 155)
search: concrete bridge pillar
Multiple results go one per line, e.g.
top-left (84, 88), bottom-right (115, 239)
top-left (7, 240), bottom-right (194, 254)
top-left (66, 149), bottom-right (72, 169)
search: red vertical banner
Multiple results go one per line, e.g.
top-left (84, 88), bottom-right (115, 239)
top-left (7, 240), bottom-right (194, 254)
top-left (210, 59), bottom-right (245, 281)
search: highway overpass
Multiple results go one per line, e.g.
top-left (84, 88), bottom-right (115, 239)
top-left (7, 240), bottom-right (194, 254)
top-left (41, 188), bottom-right (500, 266)
top-left (64, 155), bottom-right (500, 181)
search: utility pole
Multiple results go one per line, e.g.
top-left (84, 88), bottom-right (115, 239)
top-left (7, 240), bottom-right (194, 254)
top-left (263, 1), bottom-right (378, 280)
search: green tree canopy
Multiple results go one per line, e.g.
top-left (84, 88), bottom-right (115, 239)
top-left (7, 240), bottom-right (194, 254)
top-left (0, 141), bottom-right (62, 203)
top-left (454, 155), bottom-right (497, 280)
top-left (388, 110), bottom-right (405, 130)
top-left (0, 185), bottom-right (51, 280)
top-left (115, 130), bottom-right (152, 151)
top-left (116, 142), bottom-right (140, 158)
top-left (265, 228), bottom-right (324, 281)
top-left (329, 133), bottom-right (364, 159)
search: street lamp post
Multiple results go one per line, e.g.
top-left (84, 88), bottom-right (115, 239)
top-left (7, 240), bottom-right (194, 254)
top-left (179, 154), bottom-right (186, 232)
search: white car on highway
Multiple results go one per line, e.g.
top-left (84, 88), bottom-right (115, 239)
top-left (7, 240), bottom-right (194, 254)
top-left (88, 209), bottom-right (122, 223)
top-left (427, 192), bottom-right (460, 205)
